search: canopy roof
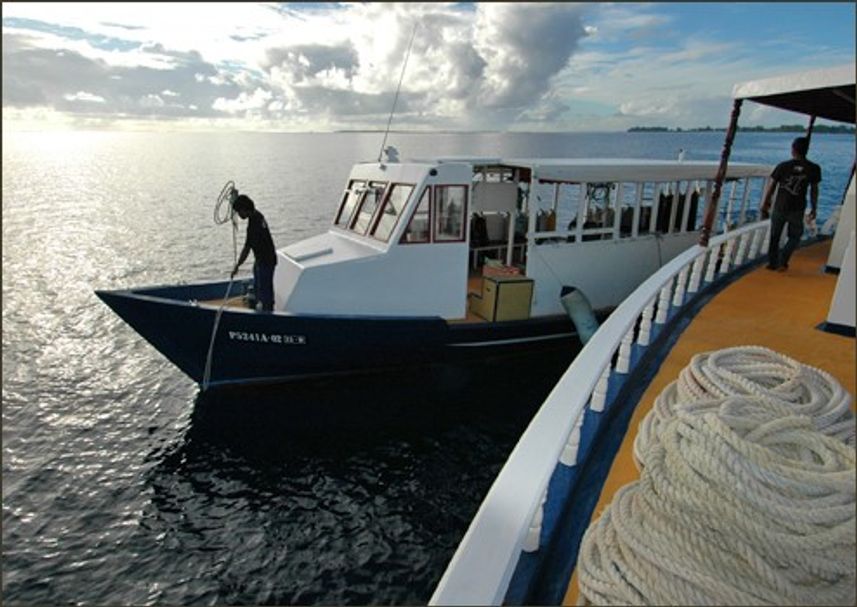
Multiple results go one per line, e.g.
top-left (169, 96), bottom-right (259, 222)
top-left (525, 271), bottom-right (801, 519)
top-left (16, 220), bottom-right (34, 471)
top-left (732, 64), bottom-right (856, 124)
top-left (430, 157), bottom-right (771, 183)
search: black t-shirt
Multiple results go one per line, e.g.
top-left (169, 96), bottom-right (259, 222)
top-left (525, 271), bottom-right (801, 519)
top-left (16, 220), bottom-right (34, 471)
top-left (771, 158), bottom-right (821, 213)
top-left (247, 210), bottom-right (277, 266)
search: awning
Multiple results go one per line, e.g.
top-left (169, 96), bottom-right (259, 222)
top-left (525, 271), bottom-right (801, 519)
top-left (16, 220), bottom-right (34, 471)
top-left (732, 64), bottom-right (856, 124)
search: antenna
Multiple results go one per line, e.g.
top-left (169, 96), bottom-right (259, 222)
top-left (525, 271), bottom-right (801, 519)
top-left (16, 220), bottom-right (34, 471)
top-left (378, 22), bottom-right (418, 162)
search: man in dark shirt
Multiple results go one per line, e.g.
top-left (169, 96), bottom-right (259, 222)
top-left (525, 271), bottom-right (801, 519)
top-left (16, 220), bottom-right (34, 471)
top-left (760, 136), bottom-right (821, 271)
top-left (231, 194), bottom-right (277, 311)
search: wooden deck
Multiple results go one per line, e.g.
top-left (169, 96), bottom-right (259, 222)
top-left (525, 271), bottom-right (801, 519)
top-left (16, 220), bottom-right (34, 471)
top-left (564, 239), bottom-right (856, 604)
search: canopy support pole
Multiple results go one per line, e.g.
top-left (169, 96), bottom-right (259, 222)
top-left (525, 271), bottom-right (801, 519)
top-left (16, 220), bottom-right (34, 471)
top-left (700, 99), bottom-right (743, 246)
top-left (805, 114), bottom-right (817, 148)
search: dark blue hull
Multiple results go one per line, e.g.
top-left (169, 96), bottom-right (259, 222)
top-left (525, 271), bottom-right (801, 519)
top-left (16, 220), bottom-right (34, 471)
top-left (95, 279), bottom-right (578, 388)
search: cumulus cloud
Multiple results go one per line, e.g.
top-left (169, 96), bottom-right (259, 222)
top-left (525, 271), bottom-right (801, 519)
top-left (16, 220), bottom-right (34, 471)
top-left (3, 2), bottom-right (595, 130)
top-left (6, 2), bottom-right (845, 132)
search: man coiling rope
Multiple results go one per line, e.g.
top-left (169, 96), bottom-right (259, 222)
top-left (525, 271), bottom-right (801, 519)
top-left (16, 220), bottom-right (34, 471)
top-left (577, 346), bottom-right (856, 606)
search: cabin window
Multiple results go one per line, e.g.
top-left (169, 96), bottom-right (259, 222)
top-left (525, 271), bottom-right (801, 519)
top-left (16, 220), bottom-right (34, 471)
top-left (400, 186), bottom-right (431, 244)
top-left (350, 181), bottom-right (387, 234)
top-left (335, 179), bottom-right (366, 227)
top-left (372, 183), bottom-right (414, 242)
top-left (434, 185), bottom-right (467, 242)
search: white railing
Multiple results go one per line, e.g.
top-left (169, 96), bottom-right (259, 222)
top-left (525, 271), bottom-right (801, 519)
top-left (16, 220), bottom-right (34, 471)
top-left (429, 220), bottom-right (772, 606)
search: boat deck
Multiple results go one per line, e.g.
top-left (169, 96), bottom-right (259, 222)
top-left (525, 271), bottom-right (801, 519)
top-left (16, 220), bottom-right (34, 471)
top-left (563, 239), bottom-right (856, 604)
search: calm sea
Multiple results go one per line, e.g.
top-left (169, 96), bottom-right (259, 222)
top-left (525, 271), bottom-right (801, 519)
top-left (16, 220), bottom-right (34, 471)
top-left (2, 130), bottom-right (854, 605)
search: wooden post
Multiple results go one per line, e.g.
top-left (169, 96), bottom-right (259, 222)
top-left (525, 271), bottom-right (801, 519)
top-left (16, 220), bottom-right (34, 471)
top-left (699, 99), bottom-right (743, 246)
top-left (805, 114), bottom-right (816, 148)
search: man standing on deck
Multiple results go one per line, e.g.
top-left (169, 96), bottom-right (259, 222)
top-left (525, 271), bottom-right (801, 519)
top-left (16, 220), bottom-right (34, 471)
top-left (760, 136), bottom-right (821, 271)
top-left (231, 194), bottom-right (277, 311)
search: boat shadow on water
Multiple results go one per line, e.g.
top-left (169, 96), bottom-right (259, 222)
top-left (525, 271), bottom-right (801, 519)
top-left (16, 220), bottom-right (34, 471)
top-left (137, 349), bottom-right (578, 604)
top-left (184, 346), bottom-right (579, 462)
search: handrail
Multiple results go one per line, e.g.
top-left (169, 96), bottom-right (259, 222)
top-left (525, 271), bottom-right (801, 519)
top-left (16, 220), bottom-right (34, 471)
top-left (429, 220), bottom-right (771, 606)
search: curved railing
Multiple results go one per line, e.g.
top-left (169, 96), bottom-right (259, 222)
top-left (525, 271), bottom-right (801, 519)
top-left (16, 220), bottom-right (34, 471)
top-left (429, 220), bottom-right (772, 606)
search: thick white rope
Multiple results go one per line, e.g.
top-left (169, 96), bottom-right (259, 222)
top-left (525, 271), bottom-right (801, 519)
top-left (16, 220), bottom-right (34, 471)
top-left (577, 346), bottom-right (856, 606)
top-left (635, 345), bottom-right (855, 468)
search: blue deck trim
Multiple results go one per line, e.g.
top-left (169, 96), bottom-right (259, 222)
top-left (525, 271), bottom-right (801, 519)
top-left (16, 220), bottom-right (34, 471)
top-left (824, 265), bottom-right (841, 275)
top-left (503, 252), bottom-right (773, 605)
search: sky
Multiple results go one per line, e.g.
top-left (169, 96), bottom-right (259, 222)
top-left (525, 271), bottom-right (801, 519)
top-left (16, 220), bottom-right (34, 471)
top-left (2, 2), bottom-right (855, 132)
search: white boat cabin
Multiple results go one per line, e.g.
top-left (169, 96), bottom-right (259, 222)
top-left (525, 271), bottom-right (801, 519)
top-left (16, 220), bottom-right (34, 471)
top-left (273, 157), bottom-right (772, 320)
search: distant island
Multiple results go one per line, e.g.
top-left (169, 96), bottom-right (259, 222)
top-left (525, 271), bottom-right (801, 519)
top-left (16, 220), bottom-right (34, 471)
top-left (628, 124), bottom-right (855, 134)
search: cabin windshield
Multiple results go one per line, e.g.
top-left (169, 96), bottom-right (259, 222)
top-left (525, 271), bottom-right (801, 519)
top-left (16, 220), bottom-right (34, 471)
top-left (372, 183), bottom-right (414, 242)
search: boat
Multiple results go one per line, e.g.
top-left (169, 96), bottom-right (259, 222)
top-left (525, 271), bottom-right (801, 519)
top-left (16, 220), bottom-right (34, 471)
top-left (430, 63), bottom-right (855, 605)
top-left (96, 156), bottom-right (772, 388)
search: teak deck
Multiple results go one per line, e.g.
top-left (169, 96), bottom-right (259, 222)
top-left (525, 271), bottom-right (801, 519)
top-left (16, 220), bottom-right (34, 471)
top-left (564, 239), bottom-right (856, 604)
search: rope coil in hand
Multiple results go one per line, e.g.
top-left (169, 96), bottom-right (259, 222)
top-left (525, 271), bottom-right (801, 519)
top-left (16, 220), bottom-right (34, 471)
top-left (577, 346), bottom-right (856, 606)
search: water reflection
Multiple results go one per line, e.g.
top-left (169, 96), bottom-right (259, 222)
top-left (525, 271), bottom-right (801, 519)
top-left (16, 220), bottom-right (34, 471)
top-left (141, 352), bottom-right (575, 605)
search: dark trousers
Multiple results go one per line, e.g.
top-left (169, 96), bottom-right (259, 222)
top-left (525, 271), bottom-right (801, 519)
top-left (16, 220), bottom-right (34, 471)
top-left (768, 210), bottom-right (804, 268)
top-left (253, 261), bottom-right (276, 311)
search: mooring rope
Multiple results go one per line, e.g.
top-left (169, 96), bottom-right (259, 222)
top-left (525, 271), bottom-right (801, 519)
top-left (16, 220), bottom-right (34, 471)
top-left (577, 347), bottom-right (856, 606)
top-left (201, 181), bottom-right (241, 392)
top-left (635, 345), bottom-right (855, 468)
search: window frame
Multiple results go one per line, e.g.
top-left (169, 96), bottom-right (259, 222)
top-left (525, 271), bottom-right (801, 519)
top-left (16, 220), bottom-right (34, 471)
top-left (399, 186), bottom-right (432, 245)
top-left (432, 184), bottom-right (469, 244)
top-left (349, 180), bottom-right (388, 235)
top-left (334, 179), bottom-right (367, 227)
top-left (370, 182), bottom-right (415, 243)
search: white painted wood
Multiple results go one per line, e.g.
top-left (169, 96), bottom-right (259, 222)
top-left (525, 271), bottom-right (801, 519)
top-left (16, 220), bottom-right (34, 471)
top-left (828, 173), bottom-right (855, 270)
top-left (738, 177), bottom-right (751, 224)
top-left (632, 182), bottom-right (643, 239)
top-left (527, 231), bottom-right (698, 315)
top-left (590, 366), bottom-right (611, 412)
top-left (615, 328), bottom-right (634, 373)
top-left (671, 266), bottom-right (688, 307)
top-left (687, 254), bottom-right (705, 294)
top-left (704, 245), bottom-right (719, 283)
top-left (719, 237), bottom-right (736, 275)
top-left (505, 211), bottom-right (516, 266)
top-left (827, 230), bottom-right (856, 329)
top-left (430, 221), bottom-right (766, 606)
top-left (680, 181), bottom-right (693, 233)
top-left (637, 298), bottom-right (655, 346)
top-left (654, 281), bottom-right (672, 324)
top-left (559, 413), bottom-right (583, 466)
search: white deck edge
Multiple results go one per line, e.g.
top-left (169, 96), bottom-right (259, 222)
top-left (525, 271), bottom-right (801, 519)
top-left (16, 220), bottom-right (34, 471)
top-left (429, 222), bottom-right (766, 606)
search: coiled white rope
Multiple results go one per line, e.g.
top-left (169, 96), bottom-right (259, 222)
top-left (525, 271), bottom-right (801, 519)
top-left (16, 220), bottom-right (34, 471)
top-left (635, 345), bottom-right (855, 468)
top-left (577, 347), bottom-right (856, 606)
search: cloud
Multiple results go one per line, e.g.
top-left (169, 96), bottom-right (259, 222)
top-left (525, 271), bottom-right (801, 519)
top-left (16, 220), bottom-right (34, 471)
top-left (3, 3), bottom-right (852, 132)
top-left (2, 31), bottom-right (242, 121)
top-left (63, 91), bottom-right (105, 103)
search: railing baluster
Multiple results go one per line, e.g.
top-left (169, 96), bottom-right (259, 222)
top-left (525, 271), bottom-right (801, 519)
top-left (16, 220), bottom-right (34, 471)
top-left (748, 227), bottom-right (762, 260)
top-left (734, 232), bottom-right (749, 265)
top-left (590, 365), bottom-right (611, 412)
top-left (719, 237), bottom-right (736, 275)
top-left (672, 266), bottom-right (688, 307)
top-left (704, 245), bottom-right (719, 283)
top-left (616, 327), bottom-right (634, 373)
top-left (687, 253), bottom-right (705, 293)
top-left (655, 280), bottom-right (673, 324)
top-left (522, 489), bottom-right (548, 552)
top-left (559, 410), bottom-right (585, 466)
top-left (636, 298), bottom-right (655, 346)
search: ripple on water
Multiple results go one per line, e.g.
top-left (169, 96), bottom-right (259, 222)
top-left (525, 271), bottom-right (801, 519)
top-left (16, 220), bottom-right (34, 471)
top-left (3, 130), bottom-right (855, 605)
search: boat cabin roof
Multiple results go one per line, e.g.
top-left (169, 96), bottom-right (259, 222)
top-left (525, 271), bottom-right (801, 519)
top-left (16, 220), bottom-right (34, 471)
top-left (732, 63), bottom-right (856, 124)
top-left (414, 156), bottom-right (772, 183)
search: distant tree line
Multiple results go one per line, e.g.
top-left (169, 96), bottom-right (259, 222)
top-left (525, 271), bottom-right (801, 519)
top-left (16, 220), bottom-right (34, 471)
top-left (629, 124), bottom-right (855, 134)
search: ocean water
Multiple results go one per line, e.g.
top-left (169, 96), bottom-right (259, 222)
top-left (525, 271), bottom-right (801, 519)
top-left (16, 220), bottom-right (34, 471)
top-left (2, 130), bottom-right (854, 605)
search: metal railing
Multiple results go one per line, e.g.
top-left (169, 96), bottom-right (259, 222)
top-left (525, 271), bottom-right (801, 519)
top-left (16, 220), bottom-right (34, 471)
top-left (429, 219), bottom-right (772, 606)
